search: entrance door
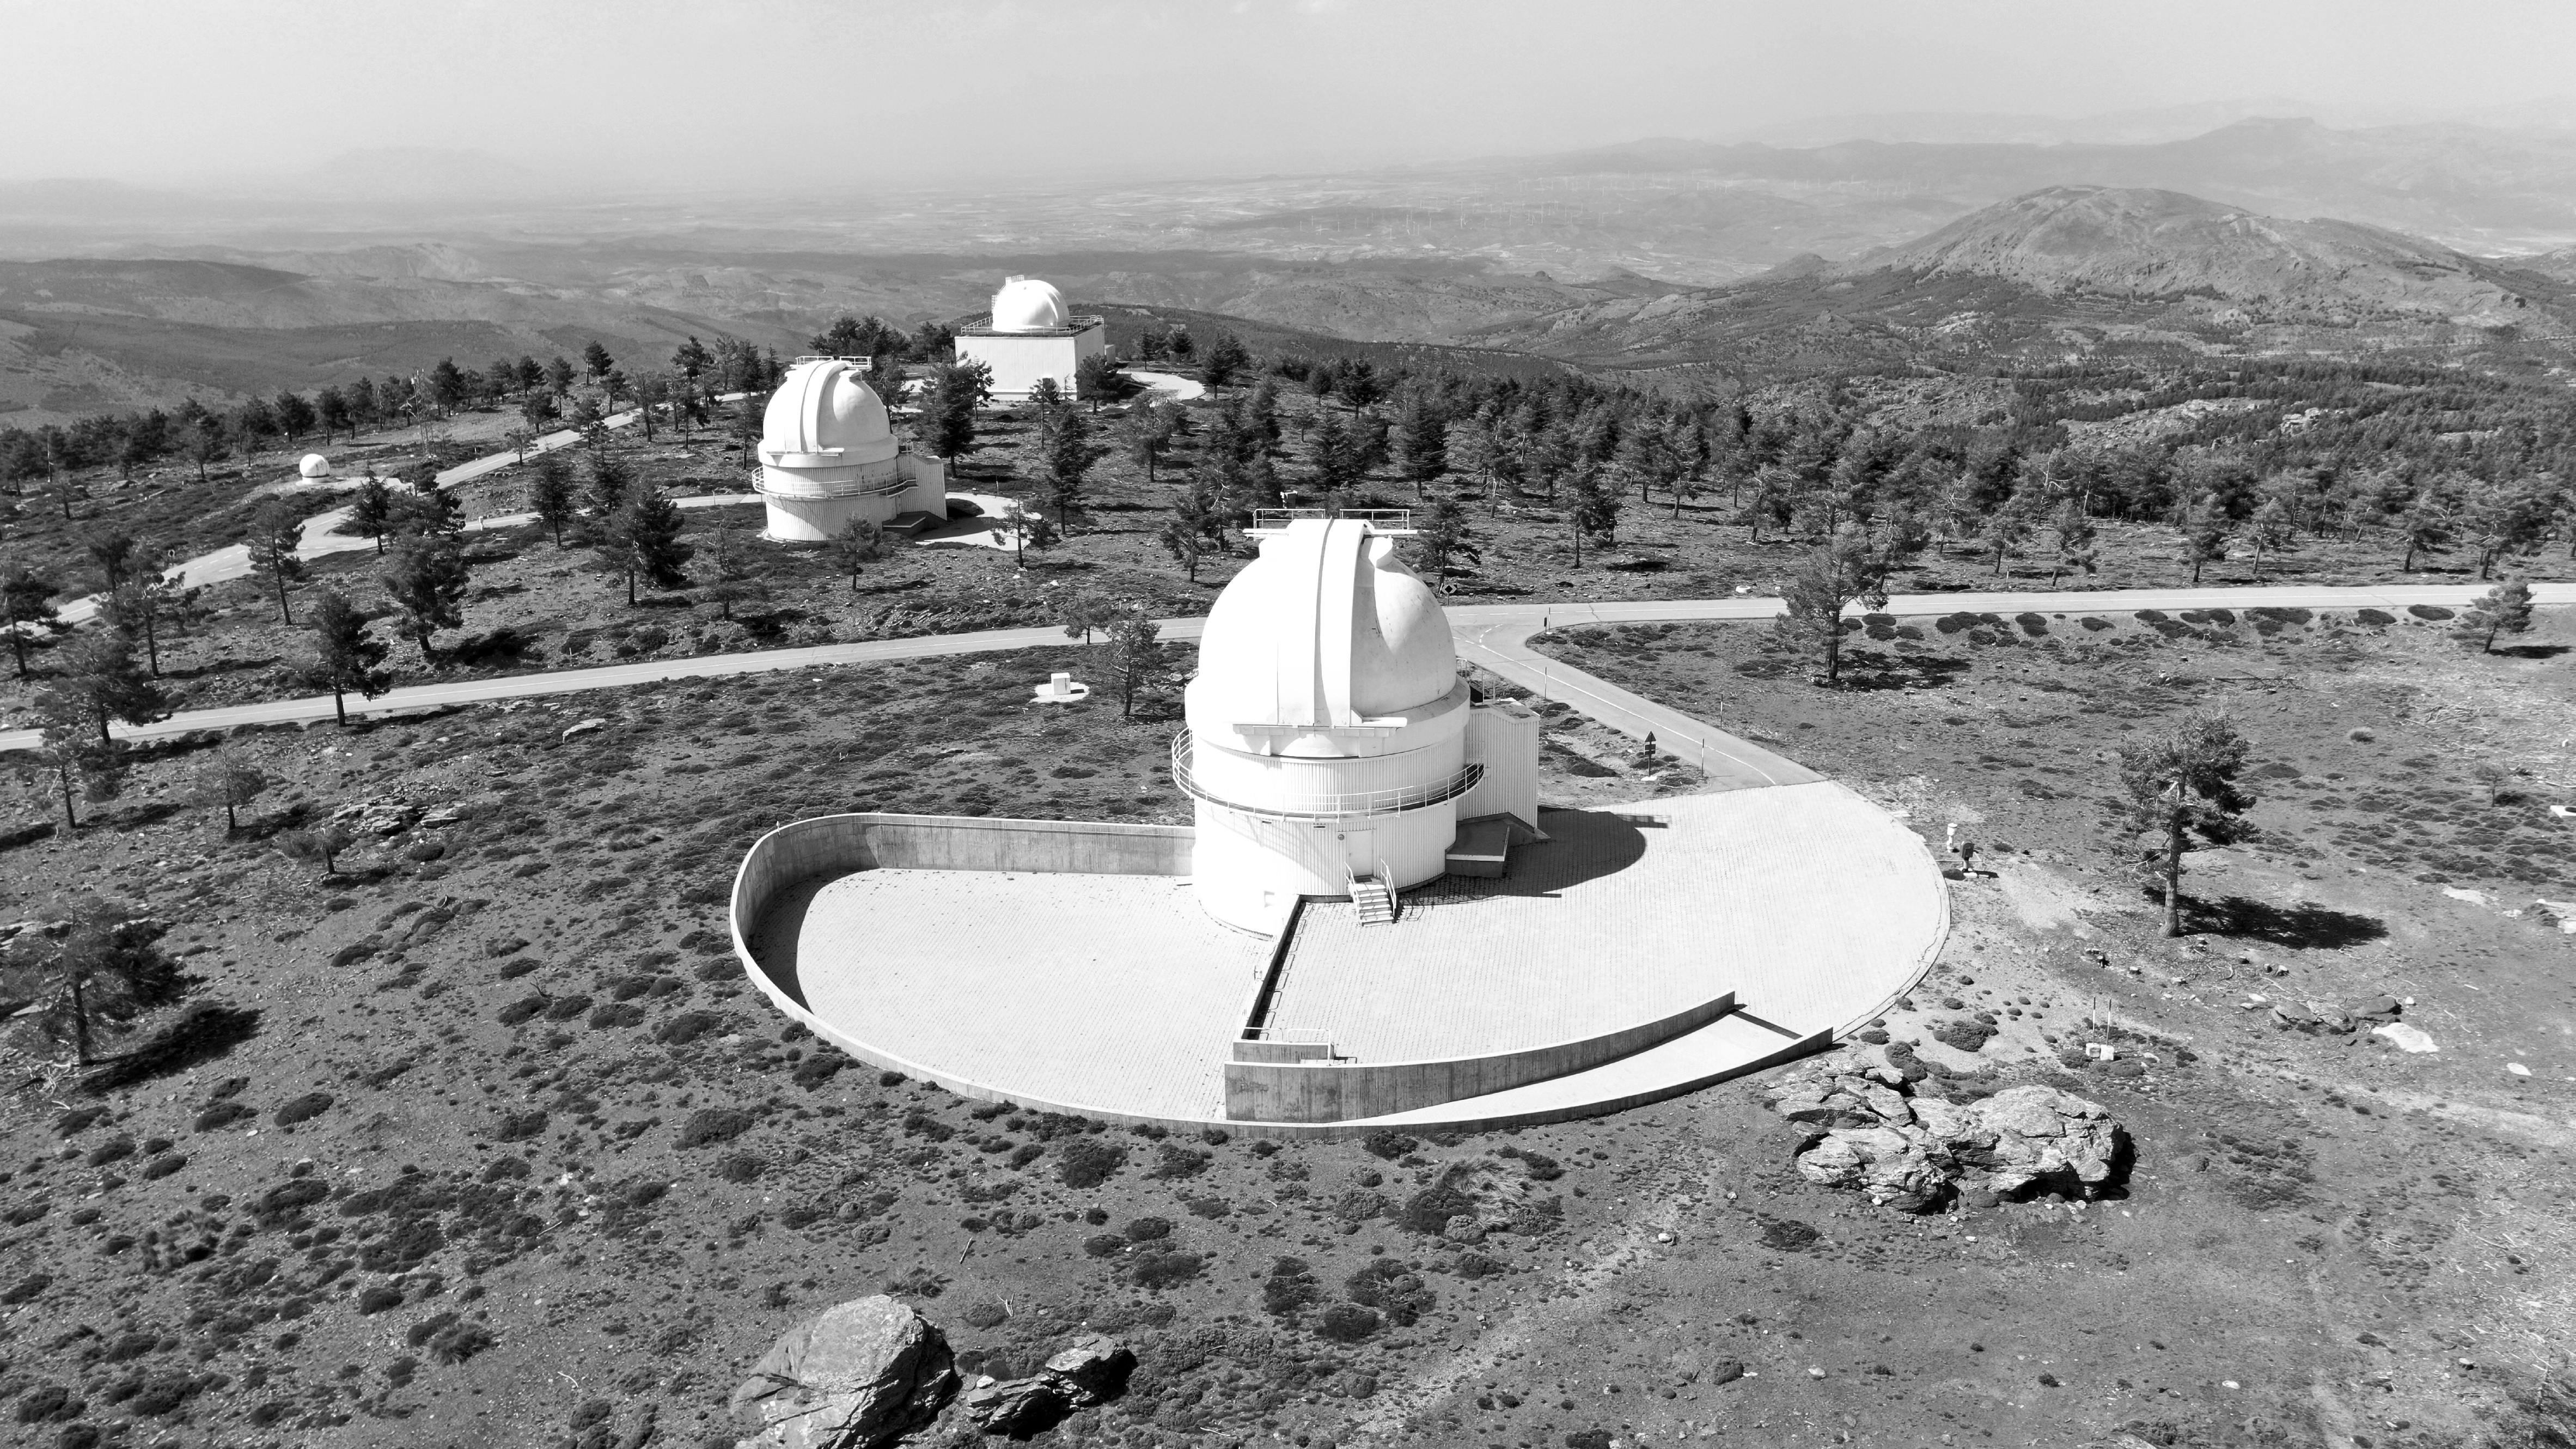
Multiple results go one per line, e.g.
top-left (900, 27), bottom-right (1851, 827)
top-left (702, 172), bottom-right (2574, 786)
top-left (1342, 830), bottom-right (1376, 883)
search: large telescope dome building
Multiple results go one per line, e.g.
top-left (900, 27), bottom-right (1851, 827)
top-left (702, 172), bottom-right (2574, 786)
top-left (754, 357), bottom-right (949, 543)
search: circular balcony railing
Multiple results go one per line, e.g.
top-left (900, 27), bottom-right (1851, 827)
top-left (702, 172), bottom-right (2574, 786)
top-left (753, 473), bottom-right (913, 501)
top-left (1170, 729), bottom-right (1482, 823)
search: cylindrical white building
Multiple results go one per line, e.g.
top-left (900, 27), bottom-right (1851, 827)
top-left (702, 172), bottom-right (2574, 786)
top-left (755, 358), bottom-right (948, 543)
top-left (1179, 515), bottom-right (1482, 933)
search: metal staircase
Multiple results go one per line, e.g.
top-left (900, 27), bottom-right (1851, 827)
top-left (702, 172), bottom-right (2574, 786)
top-left (1349, 863), bottom-right (1399, 926)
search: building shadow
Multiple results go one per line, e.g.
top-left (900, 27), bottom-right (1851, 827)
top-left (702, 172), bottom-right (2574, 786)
top-left (1421, 807), bottom-right (1653, 903)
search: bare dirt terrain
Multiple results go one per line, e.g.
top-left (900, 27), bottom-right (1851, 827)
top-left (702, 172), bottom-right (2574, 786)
top-left (0, 599), bottom-right (2568, 1448)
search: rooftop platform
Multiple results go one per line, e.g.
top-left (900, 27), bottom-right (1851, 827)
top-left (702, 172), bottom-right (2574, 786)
top-left (734, 783), bottom-right (1944, 1136)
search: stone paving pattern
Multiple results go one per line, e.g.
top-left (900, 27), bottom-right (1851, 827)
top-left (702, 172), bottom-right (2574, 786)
top-left (1267, 784), bottom-right (1944, 1064)
top-left (754, 869), bottom-right (1267, 1121)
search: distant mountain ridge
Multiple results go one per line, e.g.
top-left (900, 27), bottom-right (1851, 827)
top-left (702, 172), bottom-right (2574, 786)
top-left (1474, 185), bottom-right (2576, 377)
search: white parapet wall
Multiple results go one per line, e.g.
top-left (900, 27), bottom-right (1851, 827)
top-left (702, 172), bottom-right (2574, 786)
top-left (956, 322), bottom-right (1106, 400)
top-left (1457, 698), bottom-right (1541, 831)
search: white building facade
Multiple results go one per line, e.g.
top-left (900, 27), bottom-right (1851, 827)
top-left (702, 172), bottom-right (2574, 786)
top-left (953, 276), bottom-right (1108, 401)
top-left (755, 357), bottom-right (948, 543)
top-left (1177, 513), bottom-right (1540, 934)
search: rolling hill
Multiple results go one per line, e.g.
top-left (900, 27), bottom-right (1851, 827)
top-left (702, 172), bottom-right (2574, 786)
top-left (1474, 186), bottom-right (2576, 379)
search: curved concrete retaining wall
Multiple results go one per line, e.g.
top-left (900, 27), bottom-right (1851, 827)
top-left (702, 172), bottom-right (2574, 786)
top-left (1222, 989), bottom-right (1738, 1124)
top-left (732, 812), bottom-right (1191, 911)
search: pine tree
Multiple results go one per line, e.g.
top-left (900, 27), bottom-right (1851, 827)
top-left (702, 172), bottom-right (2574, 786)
top-left (2245, 498), bottom-right (2295, 581)
top-left (243, 497), bottom-right (307, 623)
top-left (697, 523), bottom-right (770, 620)
top-left (194, 751), bottom-right (271, 832)
top-left (53, 628), bottom-right (167, 750)
top-left (585, 451), bottom-right (632, 521)
top-left (2453, 577), bottom-right (2535, 653)
top-left (381, 534), bottom-right (470, 661)
top-left (529, 453), bottom-right (576, 547)
top-left (2181, 494), bottom-right (2231, 585)
top-left (346, 473), bottom-right (396, 553)
top-left (1199, 330), bottom-right (1250, 389)
top-left (2396, 489), bottom-right (2451, 571)
top-left (2048, 502), bottom-right (2099, 586)
top-left (1409, 497), bottom-right (1479, 593)
top-left (1041, 411), bottom-right (1097, 532)
top-left (1103, 605), bottom-right (1175, 720)
top-left (600, 493), bottom-right (693, 605)
top-left (24, 899), bottom-right (182, 1064)
top-left (27, 685), bottom-right (118, 830)
top-left (0, 563), bottom-right (60, 678)
top-left (309, 589), bottom-right (390, 724)
top-left (831, 515), bottom-right (886, 590)
top-left (2120, 714), bottom-right (2257, 938)
top-left (1771, 523), bottom-right (1897, 689)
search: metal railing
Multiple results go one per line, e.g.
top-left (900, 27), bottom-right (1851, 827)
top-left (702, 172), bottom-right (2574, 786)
top-left (1170, 729), bottom-right (1482, 821)
top-left (1249, 507), bottom-right (1414, 531)
top-left (752, 473), bottom-right (914, 500)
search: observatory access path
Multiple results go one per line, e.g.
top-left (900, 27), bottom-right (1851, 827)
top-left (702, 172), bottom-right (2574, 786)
top-left (10, 581), bottom-right (2565, 754)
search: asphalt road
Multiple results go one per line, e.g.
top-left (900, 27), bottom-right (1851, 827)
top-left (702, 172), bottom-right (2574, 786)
top-left (5, 581), bottom-right (2561, 756)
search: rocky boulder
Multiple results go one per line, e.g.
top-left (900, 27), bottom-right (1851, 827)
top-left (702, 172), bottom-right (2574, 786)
top-left (1765, 1069), bottom-right (2126, 1211)
top-left (956, 1334), bottom-right (1133, 1436)
top-left (731, 1296), bottom-right (959, 1449)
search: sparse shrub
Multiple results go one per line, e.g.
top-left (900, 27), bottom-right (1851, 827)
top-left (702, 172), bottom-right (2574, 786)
top-left (2407, 605), bottom-right (2453, 621)
top-left (1008, 1143), bottom-right (1045, 1169)
top-left (587, 1002), bottom-right (647, 1030)
top-left (2355, 608), bottom-right (2395, 626)
top-left (1082, 1234), bottom-right (1126, 1258)
top-left (2079, 616), bottom-right (2112, 631)
top-left (491, 1111), bottom-right (548, 1143)
top-left (53, 1107), bottom-right (105, 1136)
top-left (0, 1274), bottom-right (52, 1307)
top-left (496, 959), bottom-right (538, 980)
top-left (792, 1053), bottom-right (847, 1090)
top-left (1126, 1250), bottom-right (1204, 1290)
top-left (717, 1152), bottom-right (765, 1184)
top-left (2348, 728), bottom-right (2374, 743)
top-left (1397, 1176), bottom-right (1478, 1234)
top-left (1345, 1259), bottom-right (1434, 1326)
top-left (1149, 1144), bottom-right (1210, 1179)
top-left (1200, 1127), bottom-right (1230, 1146)
top-left (1183, 1196), bottom-right (1231, 1219)
top-left (676, 1107), bottom-right (754, 1148)
top-left (1452, 1251), bottom-right (1507, 1278)
top-left (85, 1136), bottom-right (135, 1166)
top-left (496, 995), bottom-right (547, 1026)
top-left (428, 1322), bottom-right (496, 1364)
top-left (1314, 1303), bottom-right (1381, 1342)
top-left (274, 1093), bottom-right (333, 1127)
top-left (544, 994), bottom-right (594, 1022)
top-left (901, 1110), bottom-right (954, 1142)
top-left (656, 1011), bottom-right (722, 1045)
top-left (877, 1070), bottom-right (908, 1087)
top-left (1058, 1138), bottom-right (1126, 1189)
top-left (355, 1285), bottom-right (403, 1314)
top-left (1123, 1215), bottom-right (1174, 1243)
top-left (1361, 1130), bottom-right (1418, 1161)
top-left (961, 1301), bottom-right (1009, 1330)
top-left (483, 1155), bottom-right (532, 1183)
top-left (141, 1154), bottom-right (186, 1181)
top-left (1514, 1150), bottom-right (1564, 1182)
top-left (1263, 1257), bottom-right (1320, 1317)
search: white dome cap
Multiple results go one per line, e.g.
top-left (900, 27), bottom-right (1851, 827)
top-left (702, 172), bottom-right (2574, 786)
top-left (297, 453), bottom-right (332, 479)
top-left (1189, 518), bottom-right (1456, 732)
top-left (990, 276), bottom-right (1069, 333)
top-left (762, 358), bottom-right (897, 466)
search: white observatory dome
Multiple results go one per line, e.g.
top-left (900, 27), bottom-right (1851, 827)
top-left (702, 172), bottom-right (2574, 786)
top-left (762, 358), bottom-right (898, 466)
top-left (297, 453), bottom-right (332, 480)
top-left (989, 276), bottom-right (1070, 333)
top-left (1192, 519), bottom-right (1457, 729)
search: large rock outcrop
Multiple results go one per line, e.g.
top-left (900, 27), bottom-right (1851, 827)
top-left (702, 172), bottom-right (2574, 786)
top-left (1766, 1068), bottom-right (2125, 1211)
top-left (960, 1334), bottom-right (1136, 1435)
top-left (731, 1296), bottom-right (960, 1449)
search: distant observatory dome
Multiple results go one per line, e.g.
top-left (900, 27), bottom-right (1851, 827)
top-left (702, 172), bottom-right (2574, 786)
top-left (297, 453), bottom-right (332, 480)
top-left (989, 276), bottom-right (1070, 333)
top-left (1191, 519), bottom-right (1457, 730)
top-left (761, 358), bottom-right (897, 466)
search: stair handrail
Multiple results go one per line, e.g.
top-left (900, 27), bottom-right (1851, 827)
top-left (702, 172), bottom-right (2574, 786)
top-left (1378, 857), bottom-right (1397, 922)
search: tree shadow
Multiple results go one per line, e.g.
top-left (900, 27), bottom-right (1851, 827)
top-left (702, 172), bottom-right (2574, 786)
top-left (161, 654), bottom-right (278, 683)
top-left (1840, 650), bottom-right (1973, 692)
top-left (79, 1003), bottom-right (263, 1095)
top-left (2494, 643), bottom-right (2571, 660)
top-left (2184, 894), bottom-right (2388, 948)
top-left (448, 626), bottom-right (541, 669)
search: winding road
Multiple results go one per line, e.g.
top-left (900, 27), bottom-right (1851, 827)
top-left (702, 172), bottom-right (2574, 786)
top-left (15, 386), bottom-right (2567, 760)
top-left (5, 581), bottom-right (2563, 758)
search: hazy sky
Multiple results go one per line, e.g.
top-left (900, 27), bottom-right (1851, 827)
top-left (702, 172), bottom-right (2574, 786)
top-left (7, 0), bottom-right (2576, 187)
